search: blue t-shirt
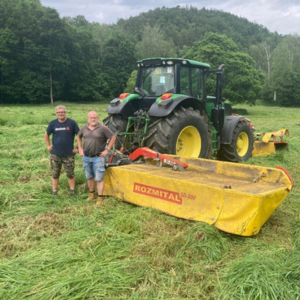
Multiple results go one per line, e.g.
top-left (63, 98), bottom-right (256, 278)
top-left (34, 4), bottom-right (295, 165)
top-left (46, 118), bottom-right (79, 156)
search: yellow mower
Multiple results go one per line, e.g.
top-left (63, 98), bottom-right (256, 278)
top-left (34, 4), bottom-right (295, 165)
top-left (104, 147), bottom-right (293, 236)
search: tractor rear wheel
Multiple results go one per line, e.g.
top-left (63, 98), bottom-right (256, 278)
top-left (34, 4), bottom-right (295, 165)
top-left (145, 107), bottom-right (210, 158)
top-left (218, 121), bottom-right (253, 162)
top-left (103, 114), bottom-right (128, 149)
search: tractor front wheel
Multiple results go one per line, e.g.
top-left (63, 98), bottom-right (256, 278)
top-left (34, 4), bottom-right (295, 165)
top-left (145, 107), bottom-right (210, 158)
top-left (218, 121), bottom-right (254, 162)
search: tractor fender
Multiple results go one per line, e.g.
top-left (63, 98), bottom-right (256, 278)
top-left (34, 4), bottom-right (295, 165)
top-left (148, 96), bottom-right (204, 117)
top-left (220, 115), bottom-right (248, 144)
top-left (106, 97), bottom-right (136, 119)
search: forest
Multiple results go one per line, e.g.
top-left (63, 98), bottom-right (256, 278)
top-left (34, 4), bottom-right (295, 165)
top-left (1, 0), bottom-right (300, 106)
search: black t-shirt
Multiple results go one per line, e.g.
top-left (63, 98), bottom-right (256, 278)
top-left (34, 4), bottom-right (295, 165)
top-left (46, 118), bottom-right (79, 156)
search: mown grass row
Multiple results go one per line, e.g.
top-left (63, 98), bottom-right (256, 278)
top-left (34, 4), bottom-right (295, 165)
top-left (1, 102), bottom-right (300, 299)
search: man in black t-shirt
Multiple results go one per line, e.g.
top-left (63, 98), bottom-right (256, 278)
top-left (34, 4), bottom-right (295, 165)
top-left (45, 105), bottom-right (79, 196)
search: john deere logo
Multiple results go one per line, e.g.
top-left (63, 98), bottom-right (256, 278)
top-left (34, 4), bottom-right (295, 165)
top-left (133, 183), bottom-right (182, 204)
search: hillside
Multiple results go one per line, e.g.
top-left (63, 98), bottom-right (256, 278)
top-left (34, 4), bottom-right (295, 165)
top-left (116, 6), bottom-right (282, 52)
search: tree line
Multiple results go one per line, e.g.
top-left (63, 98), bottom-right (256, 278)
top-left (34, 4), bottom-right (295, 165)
top-left (0, 0), bottom-right (300, 106)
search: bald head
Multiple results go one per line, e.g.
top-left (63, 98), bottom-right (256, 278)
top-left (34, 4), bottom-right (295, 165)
top-left (88, 111), bottom-right (99, 126)
top-left (88, 111), bottom-right (98, 118)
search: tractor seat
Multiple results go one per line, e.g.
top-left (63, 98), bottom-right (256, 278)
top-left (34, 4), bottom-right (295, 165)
top-left (154, 84), bottom-right (166, 95)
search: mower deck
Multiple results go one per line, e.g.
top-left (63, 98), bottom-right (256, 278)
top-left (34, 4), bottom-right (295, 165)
top-left (104, 156), bottom-right (292, 236)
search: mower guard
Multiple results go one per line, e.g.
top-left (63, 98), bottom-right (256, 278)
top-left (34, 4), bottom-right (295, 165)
top-left (252, 129), bottom-right (289, 156)
top-left (103, 150), bottom-right (292, 236)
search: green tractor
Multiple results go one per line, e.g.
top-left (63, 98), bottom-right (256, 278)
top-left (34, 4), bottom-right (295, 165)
top-left (103, 57), bottom-right (253, 162)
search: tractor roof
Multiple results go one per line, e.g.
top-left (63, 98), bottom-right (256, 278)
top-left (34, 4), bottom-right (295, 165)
top-left (137, 57), bottom-right (210, 69)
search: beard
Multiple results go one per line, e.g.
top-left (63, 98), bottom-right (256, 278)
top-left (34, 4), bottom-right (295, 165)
top-left (90, 122), bottom-right (98, 126)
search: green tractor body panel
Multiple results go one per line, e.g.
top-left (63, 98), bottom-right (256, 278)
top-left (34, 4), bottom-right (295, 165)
top-left (155, 93), bottom-right (184, 102)
top-left (119, 93), bottom-right (140, 102)
top-left (107, 94), bottom-right (139, 118)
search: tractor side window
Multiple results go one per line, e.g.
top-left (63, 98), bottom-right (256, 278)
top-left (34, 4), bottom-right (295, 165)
top-left (180, 67), bottom-right (203, 98)
top-left (140, 68), bottom-right (153, 95)
top-left (180, 67), bottom-right (190, 96)
top-left (191, 68), bottom-right (203, 98)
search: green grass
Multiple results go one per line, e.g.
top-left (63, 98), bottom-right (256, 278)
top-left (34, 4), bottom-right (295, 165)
top-left (0, 102), bottom-right (300, 299)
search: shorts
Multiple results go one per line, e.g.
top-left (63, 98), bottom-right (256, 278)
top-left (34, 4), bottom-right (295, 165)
top-left (83, 156), bottom-right (106, 181)
top-left (50, 154), bottom-right (75, 179)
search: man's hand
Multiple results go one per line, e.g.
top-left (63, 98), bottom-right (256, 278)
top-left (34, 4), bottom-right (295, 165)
top-left (47, 145), bottom-right (53, 151)
top-left (100, 150), bottom-right (109, 157)
top-left (72, 148), bottom-right (79, 155)
top-left (79, 149), bottom-right (84, 157)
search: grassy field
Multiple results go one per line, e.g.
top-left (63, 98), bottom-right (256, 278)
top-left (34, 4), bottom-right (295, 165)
top-left (0, 102), bottom-right (300, 300)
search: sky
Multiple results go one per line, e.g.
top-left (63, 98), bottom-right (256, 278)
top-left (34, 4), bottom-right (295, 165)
top-left (39, 0), bottom-right (300, 35)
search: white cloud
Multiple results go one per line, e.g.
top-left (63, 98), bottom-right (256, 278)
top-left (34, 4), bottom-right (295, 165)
top-left (39, 0), bottom-right (300, 34)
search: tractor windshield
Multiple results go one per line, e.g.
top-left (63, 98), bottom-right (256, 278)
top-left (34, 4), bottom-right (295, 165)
top-left (139, 66), bottom-right (175, 96)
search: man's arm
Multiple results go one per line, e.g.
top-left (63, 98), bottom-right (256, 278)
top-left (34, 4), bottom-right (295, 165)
top-left (72, 134), bottom-right (79, 154)
top-left (106, 135), bottom-right (116, 150)
top-left (77, 135), bottom-right (84, 157)
top-left (101, 135), bottom-right (116, 157)
top-left (72, 121), bottom-right (80, 154)
top-left (44, 131), bottom-right (52, 151)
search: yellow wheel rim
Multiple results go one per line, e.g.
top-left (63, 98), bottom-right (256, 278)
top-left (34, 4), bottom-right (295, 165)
top-left (176, 126), bottom-right (201, 157)
top-left (236, 132), bottom-right (249, 157)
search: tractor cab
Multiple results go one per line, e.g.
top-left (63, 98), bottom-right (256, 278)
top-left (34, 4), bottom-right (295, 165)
top-left (134, 58), bottom-right (210, 112)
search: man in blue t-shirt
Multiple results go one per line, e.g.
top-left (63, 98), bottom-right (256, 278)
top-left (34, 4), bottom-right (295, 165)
top-left (45, 105), bottom-right (79, 196)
